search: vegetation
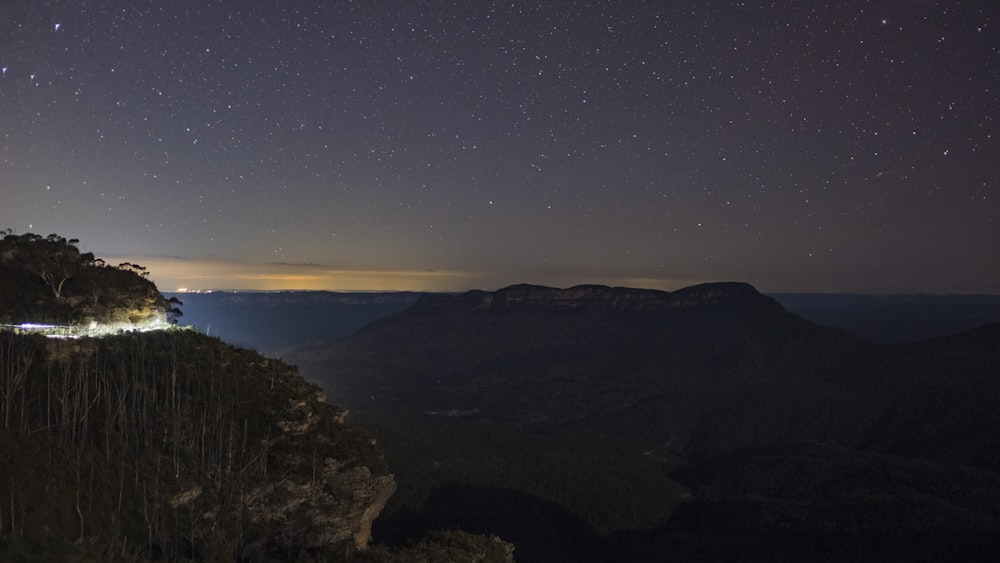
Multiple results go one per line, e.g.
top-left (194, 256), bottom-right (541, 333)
top-left (361, 530), bottom-right (514, 563)
top-left (0, 328), bottom-right (397, 561)
top-left (0, 230), bottom-right (181, 327)
top-left (0, 231), bottom-right (515, 562)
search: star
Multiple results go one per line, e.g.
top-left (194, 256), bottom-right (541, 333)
top-left (0, 1), bottom-right (995, 293)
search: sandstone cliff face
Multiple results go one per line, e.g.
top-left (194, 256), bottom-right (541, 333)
top-left (244, 390), bottom-right (397, 551)
top-left (244, 463), bottom-right (396, 550)
top-left (235, 389), bottom-right (396, 550)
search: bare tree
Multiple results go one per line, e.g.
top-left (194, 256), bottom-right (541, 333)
top-left (0, 233), bottom-right (94, 301)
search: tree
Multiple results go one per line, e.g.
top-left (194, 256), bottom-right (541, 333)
top-left (0, 232), bottom-right (95, 301)
top-left (167, 296), bottom-right (184, 324)
top-left (116, 262), bottom-right (149, 279)
top-left (32, 235), bottom-right (86, 301)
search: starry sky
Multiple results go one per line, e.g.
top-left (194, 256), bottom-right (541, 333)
top-left (1, 1), bottom-right (997, 293)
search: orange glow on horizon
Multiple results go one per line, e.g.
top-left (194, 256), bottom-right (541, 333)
top-left (116, 256), bottom-right (705, 293)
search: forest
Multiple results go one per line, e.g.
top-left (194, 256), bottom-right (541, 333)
top-left (0, 231), bottom-right (181, 330)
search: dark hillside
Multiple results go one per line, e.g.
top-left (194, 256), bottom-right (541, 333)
top-left (0, 329), bottom-right (396, 561)
top-left (285, 282), bottom-right (1000, 562)
top-left (616, 442), bottom-right (1000, 562)
top-left (307, 282), bottom-right (873, 448)
top-left (861, 323), bottom-right (1000, 470)
top-left (771, 293), bottom-right (1000, 342)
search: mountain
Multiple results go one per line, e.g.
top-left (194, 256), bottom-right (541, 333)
top-left (284, 282), bottom-right (1000, 562)
top-left (300, 282), bottom-right (870, 442)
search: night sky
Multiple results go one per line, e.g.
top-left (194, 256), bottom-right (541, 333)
top-left (2, 1), bottom-right (997, 293)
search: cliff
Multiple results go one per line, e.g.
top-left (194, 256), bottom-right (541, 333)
top-left (0, 329), bottom-right (396, 561)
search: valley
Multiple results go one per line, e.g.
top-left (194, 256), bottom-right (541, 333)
top-left (251, 284), bottom-right (1000, 562)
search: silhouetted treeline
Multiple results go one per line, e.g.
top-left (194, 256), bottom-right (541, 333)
top-left (0, 230), bottom-right (179, 326)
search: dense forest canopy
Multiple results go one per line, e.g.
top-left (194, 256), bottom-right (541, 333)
top-left (0, 230), bottom-right (181, 329)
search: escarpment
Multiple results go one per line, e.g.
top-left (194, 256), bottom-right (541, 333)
top-left (0, 329), bottom-right (395, 561)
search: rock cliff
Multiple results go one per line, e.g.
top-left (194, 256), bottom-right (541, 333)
top-left (0, 329), bottom-right (396, 561)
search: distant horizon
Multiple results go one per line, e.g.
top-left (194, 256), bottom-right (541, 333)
top-left (165, 287), bottom-right (1000, 297)
top-left (135, 255), bottom-right (1000, 296)
top-left (49, 251), bottom-right (1000, 296)
top-left (123, 254), bottom-right (717, 295)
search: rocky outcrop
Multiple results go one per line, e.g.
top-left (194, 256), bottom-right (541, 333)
top-left (247, 389), bottom-right (397, 551)
top-left (244, 463), bottom-right (396, 550)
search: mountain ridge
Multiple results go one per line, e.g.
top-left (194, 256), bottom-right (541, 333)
top-left (409, 281), bottom-right (782, 312)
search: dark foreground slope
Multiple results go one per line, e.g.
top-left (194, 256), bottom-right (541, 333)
top-left (287, 283), bottom-right (1000, 562)
top-left (620, 441), bottom-right (1000, 562)
top-left (0, 329), bottom-right (397, 561)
